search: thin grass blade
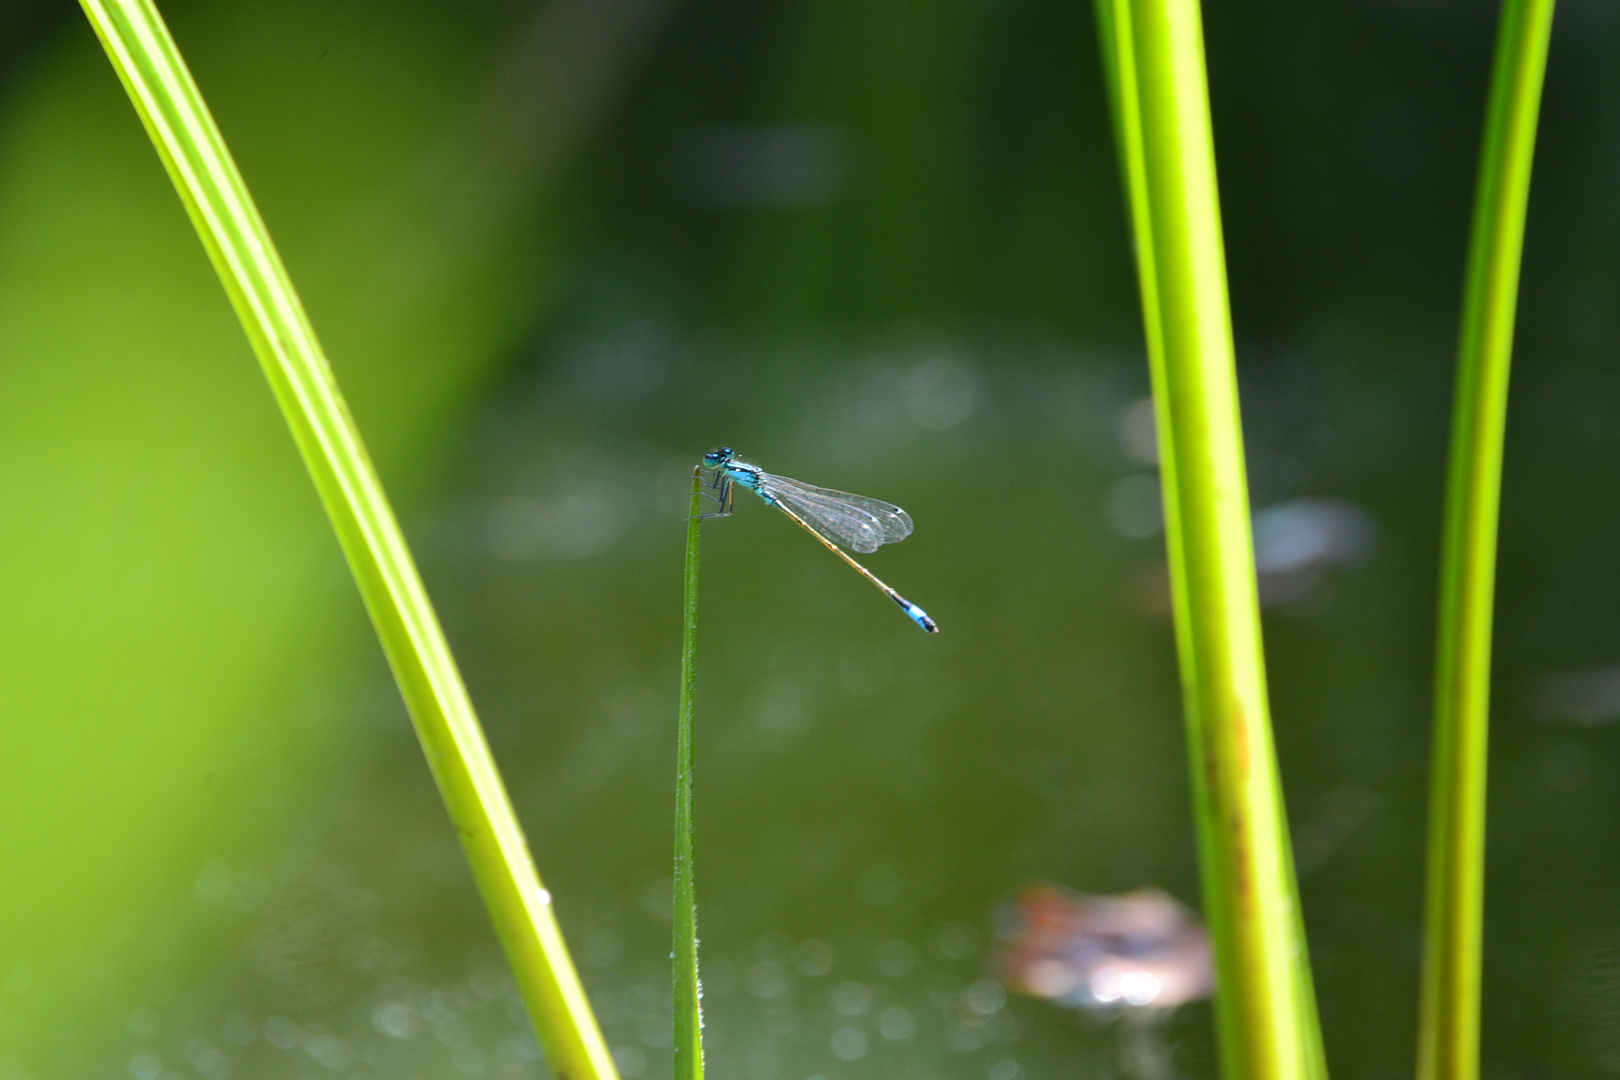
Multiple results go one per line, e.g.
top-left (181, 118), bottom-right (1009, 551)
top-left (674, 468), bottom-right (705, 1080)
top-left (1419, 4), bottom-right (1557, 1080)
top-left (1094, 2), bottom-right (1327, 1078)
top-left (75, 3), bottom-right (618, 1077)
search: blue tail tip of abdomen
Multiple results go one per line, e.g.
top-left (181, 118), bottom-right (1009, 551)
top-left (892, 594), bottom-right (939, 633)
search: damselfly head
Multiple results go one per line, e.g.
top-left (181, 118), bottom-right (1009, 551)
top-left (703, 447), bottom-right (734, 467)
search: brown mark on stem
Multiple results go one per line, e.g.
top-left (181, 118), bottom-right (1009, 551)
top-left (1230, 695), bottom-right (1250, 781)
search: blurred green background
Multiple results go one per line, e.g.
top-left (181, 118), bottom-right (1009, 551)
top-left (2, 0), bottom-right (1619, 1078)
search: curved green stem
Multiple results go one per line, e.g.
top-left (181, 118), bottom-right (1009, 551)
top-left (1419, 4), bottom-right (1556, 1080)
top-left (1094, 3), bottom-right (1326, 1078)
top-left (76, 4), bottom-right (618, 1078)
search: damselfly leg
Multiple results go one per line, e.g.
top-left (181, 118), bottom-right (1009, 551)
top-left (690, 467), bottom-right (734, 521)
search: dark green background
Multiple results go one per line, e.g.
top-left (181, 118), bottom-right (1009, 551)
top-left (0, 1), bottom-right (1616, 1078)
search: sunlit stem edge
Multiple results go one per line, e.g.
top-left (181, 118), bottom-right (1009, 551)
top-left (75, 4), bottom-right (619, 1078)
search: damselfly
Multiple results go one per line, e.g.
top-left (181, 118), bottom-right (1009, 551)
top-left (700, 447), bottom-right (938, 633)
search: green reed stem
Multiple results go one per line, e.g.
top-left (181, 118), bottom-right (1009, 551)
top-left (1419, 4), bottom-right (1555, 1080)
top-left (77, 4), bottom-right (617, 1078)
top-left (1093, 0), bottom-right (1167, 387)
top-left (1094, 3), bottom-right (1326, 1079)
top-left (674, 468), bottom-right (705, 1080)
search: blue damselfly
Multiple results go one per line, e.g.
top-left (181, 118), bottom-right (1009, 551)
top-left (700, 447), bottom-right (938, 633)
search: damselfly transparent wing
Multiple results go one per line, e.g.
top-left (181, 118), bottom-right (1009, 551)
top-left (757, 473), bottom-right (914, 554)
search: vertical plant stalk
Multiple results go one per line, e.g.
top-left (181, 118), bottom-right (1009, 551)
top-left (673, 469), bottom-right (705, 1080)
top-left (1093, 0), bottom-right (1166, 378)
top-left (1419, 4), bottom-right (1556, 1080)
top-left (1094, 2), bottom-right (1327, 1079)
top-left (76, 4), bottom-right (618, 1079)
